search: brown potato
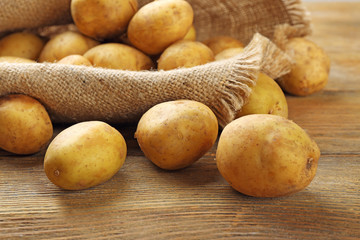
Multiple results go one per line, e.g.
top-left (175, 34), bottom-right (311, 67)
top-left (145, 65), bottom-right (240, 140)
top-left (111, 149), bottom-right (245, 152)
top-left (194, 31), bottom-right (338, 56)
top-left (157, 40), bottom-right (214, 70)
top-left (127, 0), bottom-right (194, 55)
top-left (0, 56), bottom-right (36, 63)
top-left (71, 0), bottom-right (138, 40)
top-left (0, 32), bottom-right (45, 60)
top-left (215, 47), bottom-right (244, 61)
top-left (277, 37), bottom-right (330, 96)
top-left (183, 25), bottom-right (196, 41)
top-left (135, 100), bottom-right (218, 170)
top-left (38, 31), bottom-right (99, 63)
top-left (203, 36), bottom-right (244, 55)
top-left (0, 94), bottom-right (53, 155)
top-left (216, 114), bottom-right (320, 197)
top-left (83, 43), bottom-right (154, 70)
top-left (44, 121), bottom-right (127, 190)
top-left (237, 73), bottom-right (288, 118)
top-left (57, 54), bottom-right (92, 66)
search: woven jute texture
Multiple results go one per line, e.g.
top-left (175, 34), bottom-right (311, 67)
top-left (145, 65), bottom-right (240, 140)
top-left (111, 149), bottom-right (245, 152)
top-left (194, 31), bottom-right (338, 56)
top-left (0, 0), bottom-right (311, 127)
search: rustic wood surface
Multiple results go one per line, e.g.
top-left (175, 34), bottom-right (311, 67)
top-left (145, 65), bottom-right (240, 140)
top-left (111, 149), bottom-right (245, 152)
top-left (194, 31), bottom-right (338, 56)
top-left (1, 2), bottom-right (359, 239)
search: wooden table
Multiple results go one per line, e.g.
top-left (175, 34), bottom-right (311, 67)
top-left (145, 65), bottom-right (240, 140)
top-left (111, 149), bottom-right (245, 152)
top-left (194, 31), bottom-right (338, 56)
top-left (1, 2), bottom-right (359, 239)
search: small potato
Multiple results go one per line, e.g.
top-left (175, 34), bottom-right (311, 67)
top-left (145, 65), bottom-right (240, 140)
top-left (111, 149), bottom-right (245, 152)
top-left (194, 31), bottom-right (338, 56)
top-left (135, 100), bottom-right (218, 170)
top-left (203, 36), bottom-right (244, 55)
top-left (0, 94), bottom-right (53, 155)
top-left (183, 25), bottom-right (196, 41)
top-left (277, 37), bottom-right (330, 96)
top-left (0, 56), bottom-right (36, 63)
top-left (215, 47), bottom-right (244, 61)
top-left (71, 0), bottom-right (138, 40)
top-left (84, 43), bottom-right (154, 70)
top-left (237, 73), bottom-right (288, 118)
top-left (57, 54), bottom-right (92, 66)
top-left (216, 114), bottom-right (320, 197)
top-left (157, 40), bottom-right (214, 70)
top-left (127, 0), bottom-right (194, 55)
top-left (44, 121), bottom-right (127, 190)
top-left (0, 32), bottom-right (45, 60)
top-left (38, 31), bottom-right (100, 63)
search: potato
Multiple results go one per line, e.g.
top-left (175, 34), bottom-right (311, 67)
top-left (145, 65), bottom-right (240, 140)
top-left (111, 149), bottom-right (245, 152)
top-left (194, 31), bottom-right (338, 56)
top-left (0, 32), bottom-right (45, 60)
top-left (127, 0), bottom-right (194, 55)
top-left (0, 94), bottom-right (53, 155)
top-left (183, 25), bottom-right (196, 41)
top-left (216, 114), bottom-right (320, 197)
top-left (215, 47), bottom-right (244, 61)
top-left (202, 36), bottom-right (244, 55)
top-left (237, 73), bottom-right (288, 118)
top-left (83, 43), bottom-right (154, 70)
top-left (135, 100), bottom-right (218, 170)
top-left (44, 121), bottom-right (127, 190)
top-left (277, 37), bottom-right (330, 96)
top-left (38, 31), bottom-right (100, 63)
top-left (57, 54), bottom-right (92, 66)
top-left (71, 0), bottom-right (138, 40)
top-left (157, 40), bottom-right (214, 70)
top-left (0, 56), bottom-right (36, 63)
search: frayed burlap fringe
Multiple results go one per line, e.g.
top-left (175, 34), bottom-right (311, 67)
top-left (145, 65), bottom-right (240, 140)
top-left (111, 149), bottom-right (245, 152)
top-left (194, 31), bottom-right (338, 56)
top-left (0, 34), bottom-right (290, 127)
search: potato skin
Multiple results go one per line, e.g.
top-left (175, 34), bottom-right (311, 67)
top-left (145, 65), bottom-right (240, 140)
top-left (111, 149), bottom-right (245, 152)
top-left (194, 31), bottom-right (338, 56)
top-left (135, 100), bottom-right (218, 170)
top-left (183, 25), bottom-right (196, 41)
top-left (215, 47), bottom-right (244, 61)
top-left (277, 38), bottom-right (330, 96)
top-left (127, 0), bottom-right (194, 55)
top-left (0, 56), bottom-right (36, 63)
top-left (57, 54), bottom-right (92, 66)
top-left (157, 40), bottom-right (214, 70)
top-left (216, 114), bottom-right (320, 197)
top-left (44, 121), bottom-right (127, 190)
top-left (0, 94), bottom-right (53, 155)
top-left (0, 32), bottom-right (45, 60)
top-left (203, 36), bottom-right (244, 56)
top-left (237, 73), bottom-right (288, 118)
top-left (38, 31), bottom-right (99, 63)
top-left (83, 43), bottom-right (154, 70)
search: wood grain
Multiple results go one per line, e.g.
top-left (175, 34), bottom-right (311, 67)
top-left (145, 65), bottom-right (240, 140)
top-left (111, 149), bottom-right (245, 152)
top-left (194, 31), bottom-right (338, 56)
top-left (1, 2), bottom-right (360, 239)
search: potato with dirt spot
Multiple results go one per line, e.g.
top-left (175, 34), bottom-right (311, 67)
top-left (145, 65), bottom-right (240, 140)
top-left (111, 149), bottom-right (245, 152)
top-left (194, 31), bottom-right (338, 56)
top-left (157, 40), bottom-right (214, 70)
top-left (0, 94), bottom-right (53, 155)
top-left (71, 0), bottom-right (138, 40)
top-left (216, 114), bottom-right (320, 197)
top-left (83, 43), bottom-right (154, 70)
top-left (127, 0), bottom-right (194, 55)
top-left (44, 121), bottom-right (127, 190)
top-left (277, 37), bottom-right (330, 96)
top-left (135, 100), bottom-right (218, 170)
top-left (237, 73), bottom-right (288, 118)
top-left (38, 31), bottom-right (100, 63)
top-left (0, 32), bottom-right (45, 60)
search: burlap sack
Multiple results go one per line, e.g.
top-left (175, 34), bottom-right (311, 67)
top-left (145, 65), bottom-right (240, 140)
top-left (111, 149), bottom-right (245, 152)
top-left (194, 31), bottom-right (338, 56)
top-left (0, 0), bottom-right (311, 127)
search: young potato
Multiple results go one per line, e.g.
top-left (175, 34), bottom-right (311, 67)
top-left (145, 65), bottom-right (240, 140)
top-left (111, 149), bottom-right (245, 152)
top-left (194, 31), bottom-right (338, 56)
top-left (202, 36), bottom-right (244, 55)
top-left (0, 32), bottom-right (45, 60)
top-left (0, 94), bottom-right (53, 155)
top-left (236, 73), bottom-right (288, 118)
top-left (57, 54), bottom-right (92, 66)
top-left (216, 114), bottom-right (320, 198)
top-left (71, 0), bottom-right (138, 40)
top-left (277, 37), bottom-right (330, 96)
top-left (83, 43), bottom-right (154, 70)
top-left (127, 0), bottom-right (194, 55)
top-left (215, 47), bottom-right (244, 61)
top-left (157, 40), bottom-right (214, 70)
top-left (135, 100), bottom-right (218, 170)
top-left (44, 121), bottom-right (127, 190)
top-left (38, 31), bottom-right (100, 63)
top-left (183, 25), bottom-right (196, 41)
top-left (0, 56), bottom-right (36, 63)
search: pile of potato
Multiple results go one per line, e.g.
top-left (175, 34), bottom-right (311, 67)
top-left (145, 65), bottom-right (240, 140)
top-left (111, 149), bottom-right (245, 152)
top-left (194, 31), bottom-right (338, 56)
top-left (0, 0), bottom-right (330, 197)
